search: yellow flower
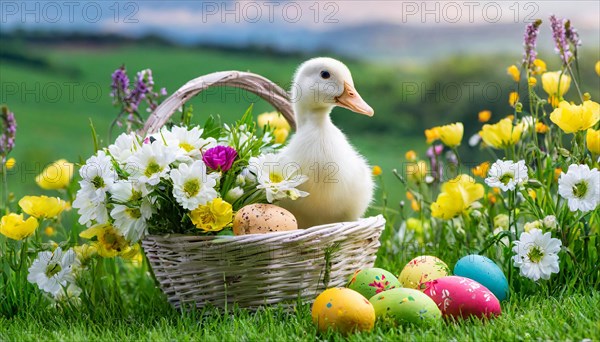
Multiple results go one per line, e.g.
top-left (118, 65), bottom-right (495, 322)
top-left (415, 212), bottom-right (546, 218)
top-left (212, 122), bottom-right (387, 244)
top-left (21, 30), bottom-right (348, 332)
top-left (479, 118), bottom-right (524, 149)
top-left (405, 150), bottom-right (417, 162)
top-left (257, 111), bottom-right (291, 131)
top-left (18, 195), bottom-right (66, 219)
top-left (411, 200), bottom-right (420, 212)
top-left (528, 77), bottom-right (537, 87)
top-left (35, 159), bottom-right (74, 190)
top-left (507, 65), bottom-right (520, 82)
top-left (535, 122), bottom-right (549, 134)
top-left (587, 128), bottom-right (600, 155)
top-left (431, 174), bottom-right (484, 220)
top-left (44, 226), bottom-right (56, 236)
top-left (189, 198), bottom-right (233, 232)
top-left (0, 213), bottom-right (39, 241)
top-left (548, 95), bottom-right (560, 108)
top-left (372, 165), bottom-right (382, 176)
top-left (524, 220), bottom-right (542, 232)
top-left (406, 218), bottom-right (423, 233)
top-left (596, 61), bottom-right (600, 77)
top-left (528, 189), bottom-right (537, 200)
top-left (5, 157), bottom-right (16, 170)
top-left (554, 168), bottom-right (562, 182)
top-left (406, 191), bottom-right (415, 201)
top-left (406, 160), bottom-right (428, 182)
top-left (478, 110), bottom-right (492, 123)
top-left (438, 122), bottom-right (463, 147)
top-left (424, 127), bottom-right (441, 144)
top-left (273, 128), bottom-right (289, 144)
top-left (80, 224), bottom-right (133, 258)
top-left (472, 161), bottom-right (490, 178)
top-left (542, 71), bottom-right (571, 97)
top-left (550, 101), bottom-right (600, 134)
top-left (509, 92), bottom-right (520, 107)
top-left (73, 244), bottom-right (98, 263)
top-left (532, 59), bottom-right (547, 75)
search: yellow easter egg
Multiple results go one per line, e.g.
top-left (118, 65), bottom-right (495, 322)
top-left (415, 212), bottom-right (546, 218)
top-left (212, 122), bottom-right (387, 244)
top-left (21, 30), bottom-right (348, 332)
top-left (398, 255), bottom-right (450, 289)
top-left (311, 288), bottom-right (375, 335)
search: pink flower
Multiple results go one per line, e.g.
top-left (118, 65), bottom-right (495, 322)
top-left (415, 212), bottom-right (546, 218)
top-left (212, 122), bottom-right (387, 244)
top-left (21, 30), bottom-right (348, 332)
top-left (202, 146), bottom-right (237, 172)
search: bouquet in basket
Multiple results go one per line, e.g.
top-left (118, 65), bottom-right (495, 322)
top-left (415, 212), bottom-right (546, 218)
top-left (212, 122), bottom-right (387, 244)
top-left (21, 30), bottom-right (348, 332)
top-left (73, 67), bottom-right (308, 255)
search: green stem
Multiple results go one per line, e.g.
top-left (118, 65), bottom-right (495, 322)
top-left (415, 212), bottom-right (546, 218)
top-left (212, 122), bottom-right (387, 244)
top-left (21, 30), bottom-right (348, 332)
top-left (1, 157), bottom-right (8, 215)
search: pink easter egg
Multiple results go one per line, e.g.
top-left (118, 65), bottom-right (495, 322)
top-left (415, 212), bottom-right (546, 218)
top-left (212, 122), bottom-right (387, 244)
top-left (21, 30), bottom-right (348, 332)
top-left (421, 276), bottom-right (501, 319)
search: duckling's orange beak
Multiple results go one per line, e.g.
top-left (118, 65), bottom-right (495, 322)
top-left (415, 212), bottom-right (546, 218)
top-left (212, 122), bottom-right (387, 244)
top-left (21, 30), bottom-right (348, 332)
top-left (335, 81), bottom-right (374, 117)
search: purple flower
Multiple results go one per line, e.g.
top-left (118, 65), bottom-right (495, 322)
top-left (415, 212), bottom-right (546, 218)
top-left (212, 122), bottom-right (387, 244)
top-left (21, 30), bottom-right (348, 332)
top-left (426, 144), bottom-right (444, 180)
top-left (110, 65), bottom-right (130, 102)
top-left (564, 20), bottom-right (581, 47)
top-left (0, 106), bottom-right (17, 157)
top-left (550, 15), bottom-right (572, 65)
top-left (202, 146), bottom-right (237, 172)
top-left (523, 19), bottom-right (541, 66)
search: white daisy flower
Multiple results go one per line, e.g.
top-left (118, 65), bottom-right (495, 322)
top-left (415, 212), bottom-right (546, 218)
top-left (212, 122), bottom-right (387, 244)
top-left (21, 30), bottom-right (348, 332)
top-left (126, 141), bottom-right (177, 186)
top-left (77, 151), bottom-right (117, 202)
top-left (558, 164), bottom-right (600, 213)
top-left (248, 153), bottom-right (309, 203)
top-left (72, 194), bottom-right (109, 227)
top-left (108, 132), bottom-right (140, 164)
top-left (110, 202), bottom-right (152, 242)
top-left (27, 247), bottom-right (79, 296)
top-left (170, 160), bottom-right (219, 210)
top-left (109, 180), bottom-right (147, 202)
top-left (162, 125), bottom-right (216, 161)
top-left (485, 159), bottom-right (529, 191)
top-left (512, 228), bottom-right (562, 281)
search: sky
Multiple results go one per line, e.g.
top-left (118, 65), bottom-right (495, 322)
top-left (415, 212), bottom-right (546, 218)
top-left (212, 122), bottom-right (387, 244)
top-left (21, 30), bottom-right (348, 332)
top-left (2, 1), bottom-right (598, 32)
top-left (2, 1), bottom-right (598, 60)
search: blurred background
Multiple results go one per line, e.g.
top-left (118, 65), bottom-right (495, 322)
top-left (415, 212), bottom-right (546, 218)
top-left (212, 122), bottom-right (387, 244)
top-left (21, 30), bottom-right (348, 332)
top-left (1, 0), bottom-right (599, 208)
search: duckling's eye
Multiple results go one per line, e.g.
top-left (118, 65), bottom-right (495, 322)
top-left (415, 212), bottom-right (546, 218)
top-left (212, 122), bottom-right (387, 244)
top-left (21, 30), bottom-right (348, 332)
top-left (320, 70), bottom-right (331, 79)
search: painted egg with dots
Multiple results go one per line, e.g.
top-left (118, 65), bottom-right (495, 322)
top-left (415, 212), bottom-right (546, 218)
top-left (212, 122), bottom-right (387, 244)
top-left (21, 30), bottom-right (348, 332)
top-left (369, 288), bottom-right (442, 325)
top-left (311, 288), bottom-right (375, 335)
top-left (347, 268), bottom-right (401, 299)
top-left (398, 255), bottom-right (450, 289)
top-left (421, 276), bottom-right (502, 319)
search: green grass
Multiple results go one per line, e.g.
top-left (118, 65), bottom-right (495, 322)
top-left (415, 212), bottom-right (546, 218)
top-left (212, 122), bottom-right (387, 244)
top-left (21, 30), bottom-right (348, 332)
top-left (1, 288), bottom-right (598, 341)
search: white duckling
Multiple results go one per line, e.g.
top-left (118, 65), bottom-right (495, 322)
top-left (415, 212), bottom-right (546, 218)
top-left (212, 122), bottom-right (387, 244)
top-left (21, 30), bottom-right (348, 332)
top-left (278, 57), bottom-right (375, 228)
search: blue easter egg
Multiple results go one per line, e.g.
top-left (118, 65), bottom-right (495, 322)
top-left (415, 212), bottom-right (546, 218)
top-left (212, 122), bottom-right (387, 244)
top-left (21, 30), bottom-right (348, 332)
top-left (454, 255), bottom-right (509, 301)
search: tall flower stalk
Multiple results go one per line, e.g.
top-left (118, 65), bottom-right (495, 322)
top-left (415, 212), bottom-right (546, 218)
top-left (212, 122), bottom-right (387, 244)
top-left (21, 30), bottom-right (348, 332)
top-left (1, 106), bottom-right (17, 214)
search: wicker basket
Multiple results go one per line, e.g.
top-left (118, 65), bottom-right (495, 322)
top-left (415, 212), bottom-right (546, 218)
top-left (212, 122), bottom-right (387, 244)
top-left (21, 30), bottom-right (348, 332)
top-left (140, 71), bottom-right (385, 310)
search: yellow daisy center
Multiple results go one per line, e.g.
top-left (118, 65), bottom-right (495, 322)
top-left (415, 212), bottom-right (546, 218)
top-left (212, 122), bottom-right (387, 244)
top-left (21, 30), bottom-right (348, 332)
top-left (179, 142), bottom-right (195, 152)
top-left (45, 263), bottom-right (62, 277)
top-left (269, 172), bottom-right (284, 183)
top-left (183, 179), bottom-right (201, 197)
top-left (145, 159), bottom-right (162, 177)
top-left (528, 246), bottom-right (544, 263)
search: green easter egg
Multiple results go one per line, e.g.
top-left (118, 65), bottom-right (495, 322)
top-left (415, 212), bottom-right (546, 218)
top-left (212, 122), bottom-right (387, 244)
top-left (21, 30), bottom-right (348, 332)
top-left (347, 268), bottom-right (400, 299)
top-left (369, 288), bottom-right (442, 325)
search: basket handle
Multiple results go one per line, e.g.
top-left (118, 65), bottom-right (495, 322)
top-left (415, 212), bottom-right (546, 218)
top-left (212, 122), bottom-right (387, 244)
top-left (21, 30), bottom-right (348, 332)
top-left (141, 71), bottom-right (296, 135)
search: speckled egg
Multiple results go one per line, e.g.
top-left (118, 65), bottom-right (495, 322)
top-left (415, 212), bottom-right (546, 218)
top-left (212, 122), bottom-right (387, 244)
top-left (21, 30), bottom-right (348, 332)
top-left (398, 255), bottom-right (450, 289)
top-left (422, 276), bottom-right (502, 319)
top-left (454, 255), bottom-right (509, 301)
top-left (311, 288), bottom-right (375, 335)
top-left (369, 288), bottom-right (442, 325)
top-left (347, 268), bottom-right (401, 299)
top-left (233, 204), bottom-right (297, 235)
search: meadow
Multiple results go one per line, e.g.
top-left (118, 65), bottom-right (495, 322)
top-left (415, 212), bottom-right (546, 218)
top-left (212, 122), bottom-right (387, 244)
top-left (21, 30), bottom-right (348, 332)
top-left (1, 36), bottom-right (600, 340)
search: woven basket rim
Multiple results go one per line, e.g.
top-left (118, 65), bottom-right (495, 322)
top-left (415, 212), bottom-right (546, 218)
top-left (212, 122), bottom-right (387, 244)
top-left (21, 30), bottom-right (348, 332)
top-left (144, 215), bottom-right (384, 242)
